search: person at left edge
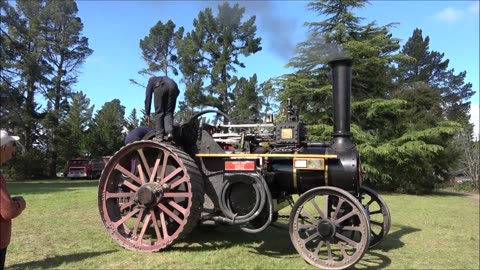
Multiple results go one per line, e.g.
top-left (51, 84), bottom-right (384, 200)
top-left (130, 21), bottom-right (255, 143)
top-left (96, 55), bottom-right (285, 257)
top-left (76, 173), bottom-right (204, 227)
top-left (144, 76), bottom-right (180, 142)
top-left (0, 130), bottom-right (26, 270)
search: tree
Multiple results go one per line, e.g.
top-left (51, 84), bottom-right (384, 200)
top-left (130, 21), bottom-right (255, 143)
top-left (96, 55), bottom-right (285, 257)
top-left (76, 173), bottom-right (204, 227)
top-left (258, 79), bottom-right (280, 120)
top-left (87, 99), bottom-right (126, 157)
top-left (125, 108), bottom-right (140, 131)
top-left (178, 2), bottom-right (262, 114)
top-left (396, 28), bottom-right (474, 126)
top-left (139, 20), bottom-right (184, 77)
top-left (456, 130), bottom-right (480, 189)
top-left (230, 74), bottom-right (261, 122)
top-left (0, 0), bottom-right (49, 151)
top-left (281, 0), bottom-right (462, 193)
top-left (0, 0), bottom-right (92, 177)
top-left (174, 100), bottom-right (196, 124)
top-left (57, 91), bottom-right (94, 168)
top-left (40, 0), bottom-right (93, 176)
top-left (305, 0), bottom-right (368, 43)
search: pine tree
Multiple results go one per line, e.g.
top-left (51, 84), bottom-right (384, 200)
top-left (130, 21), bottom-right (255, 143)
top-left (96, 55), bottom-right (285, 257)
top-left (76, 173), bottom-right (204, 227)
top-left (57, 91), bottom-right (94, 167)
top-left (230, 74), bottom-right (261, 122)
top-left (282, 0), bottom-right (462, 192)
top-left (178, 2), bottom-right (262, 114)
top-left (125, 108), bottom-right (140, 131)
top-left (0, 0), bottom-right (49, 151)
top-left (40, 0), bottom-right (93, 176)
top-left (139, 20), bottom-right (184, 77)
top-left (87, 99), bottom-right (126, 157)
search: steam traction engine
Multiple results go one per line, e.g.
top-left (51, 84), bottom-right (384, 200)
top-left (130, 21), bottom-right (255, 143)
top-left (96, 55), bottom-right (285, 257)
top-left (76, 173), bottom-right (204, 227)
top-left (97, 58), bottom-right (391, 269)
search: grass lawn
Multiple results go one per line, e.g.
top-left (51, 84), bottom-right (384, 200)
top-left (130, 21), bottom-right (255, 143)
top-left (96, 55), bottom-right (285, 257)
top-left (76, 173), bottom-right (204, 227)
top-left (4, 180), bottom-right (479, 269)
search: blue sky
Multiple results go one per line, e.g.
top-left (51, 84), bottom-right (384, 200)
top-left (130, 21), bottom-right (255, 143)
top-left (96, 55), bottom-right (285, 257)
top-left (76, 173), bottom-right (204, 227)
top-left (73, 1), bottom-right (479, 134)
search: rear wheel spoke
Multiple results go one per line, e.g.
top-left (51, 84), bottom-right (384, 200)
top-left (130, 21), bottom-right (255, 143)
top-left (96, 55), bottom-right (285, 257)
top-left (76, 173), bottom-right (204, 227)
top-left (137, 148), bottom-right (152, 180)
top-left (114, 207), bottom-right (141, 229)
top-left (115, 164), bottom-right (143, 185)
top-left (158, 203), bottom-right (183, 225)
top-left (160, 167), bottom-right (183, 185)
top-left (148, 153), bottom-right (162, 183)
top-left (137, 212), bottom-right (152, 243)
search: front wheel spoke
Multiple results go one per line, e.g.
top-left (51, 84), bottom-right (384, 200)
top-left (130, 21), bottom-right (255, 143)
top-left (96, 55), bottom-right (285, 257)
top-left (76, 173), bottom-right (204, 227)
top-left (339, 242), bottom-right (350, 259)
top-left (335, 232), bottom-right (359, 248)
top-left (114, 207), bottom-right (141, 229)
top-left (369, 209), bottom-right (382, 215)
top-left (365, 197), bottom-right (374, 206)
top-left (158, 203), bottom-right (183, 225)
top-left (115, 164), bottom-right (143, 185)
top-left (332, 198), bottom-right (345, 220)
top-left (298, 223), bottom-right (317, 230)
top-left (164, 192), bottom-right (191, 198)
top-left (342, 225), bottom-right (361, 232)
top-left (106, 192), bottom-right (135, 199)
top-left (160, 167), bottom-right (183, 185)
top-left (370, 220), bottom-right (383, 227)
top-left (302, 231), bottom-right (320, 244)
top-left (334, 210), bottom-right (356, 224)
top-left (326, 241), bottom-right (333, 261)
top-left (310, 199), bottom-right (326, 219)
top-left (300, 207), bottom-right (317, 222)
top-left (313, 240), bottom-right (324, 255)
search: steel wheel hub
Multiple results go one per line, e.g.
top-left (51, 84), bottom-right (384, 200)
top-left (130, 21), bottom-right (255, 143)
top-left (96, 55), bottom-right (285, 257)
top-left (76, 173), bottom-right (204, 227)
top-left (317, 220), bottom-right (336, 239)
top-left (134, 182), bottom-right (165, 207)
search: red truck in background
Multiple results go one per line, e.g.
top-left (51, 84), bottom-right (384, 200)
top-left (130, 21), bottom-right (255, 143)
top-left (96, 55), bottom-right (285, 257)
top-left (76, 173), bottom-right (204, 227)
top-left (66, 157), bottom-right (104, 179)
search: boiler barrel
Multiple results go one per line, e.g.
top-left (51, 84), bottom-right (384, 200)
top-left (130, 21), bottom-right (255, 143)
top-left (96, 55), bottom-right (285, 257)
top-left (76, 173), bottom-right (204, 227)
top-left (266, 146), bottom-right (359, 194)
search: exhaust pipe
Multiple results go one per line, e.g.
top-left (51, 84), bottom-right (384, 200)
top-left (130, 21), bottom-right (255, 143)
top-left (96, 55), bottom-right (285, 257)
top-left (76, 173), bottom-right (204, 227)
top-left (328, 58), bottom-right (353, 150)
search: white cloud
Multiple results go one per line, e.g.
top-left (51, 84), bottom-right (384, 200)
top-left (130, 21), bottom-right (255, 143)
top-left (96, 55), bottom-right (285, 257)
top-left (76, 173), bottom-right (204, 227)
top-left (471, 104), bottom-right (479, 140)
top-left (435, 7), bottom-right (464, 23)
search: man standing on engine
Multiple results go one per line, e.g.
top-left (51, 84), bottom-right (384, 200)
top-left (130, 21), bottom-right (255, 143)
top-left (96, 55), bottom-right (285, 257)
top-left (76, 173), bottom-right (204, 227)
top-left (144, 76), bottom-right (180, 142)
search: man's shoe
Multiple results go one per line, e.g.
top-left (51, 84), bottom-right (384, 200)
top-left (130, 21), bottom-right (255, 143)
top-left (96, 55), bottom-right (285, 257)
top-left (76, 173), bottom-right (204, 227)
top-left (166, 133), bottom-right (174, 142)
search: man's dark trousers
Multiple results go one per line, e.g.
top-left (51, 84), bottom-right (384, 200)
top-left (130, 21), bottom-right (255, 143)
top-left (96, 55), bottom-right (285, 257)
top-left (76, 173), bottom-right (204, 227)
top-left (153, 78), bottom-right (179, 138)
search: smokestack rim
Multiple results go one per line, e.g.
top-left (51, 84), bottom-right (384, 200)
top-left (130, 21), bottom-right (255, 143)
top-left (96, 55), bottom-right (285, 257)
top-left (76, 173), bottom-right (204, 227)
top-left (328, 57), bottom-right (353, 67)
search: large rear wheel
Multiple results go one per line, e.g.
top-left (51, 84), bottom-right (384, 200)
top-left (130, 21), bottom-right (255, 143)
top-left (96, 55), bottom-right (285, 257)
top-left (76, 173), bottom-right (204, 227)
top-left (98, 141), bottom-right (204, 251)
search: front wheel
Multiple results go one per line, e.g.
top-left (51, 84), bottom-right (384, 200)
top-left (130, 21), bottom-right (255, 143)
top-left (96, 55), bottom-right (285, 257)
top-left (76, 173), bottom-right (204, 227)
top-left (289, 186), bottom-right (370, 270)
top-left (359, 186), bottom-right (391, 248)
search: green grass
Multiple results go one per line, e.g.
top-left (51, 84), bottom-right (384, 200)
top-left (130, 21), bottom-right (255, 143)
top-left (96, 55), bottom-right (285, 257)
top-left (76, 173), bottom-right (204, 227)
top-left (4, 180), bottom-right (479, 269)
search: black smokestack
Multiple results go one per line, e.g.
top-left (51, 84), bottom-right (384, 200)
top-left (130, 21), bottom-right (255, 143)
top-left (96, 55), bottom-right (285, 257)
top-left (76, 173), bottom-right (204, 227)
top-left (329, 58), bottom-right (352, 138)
